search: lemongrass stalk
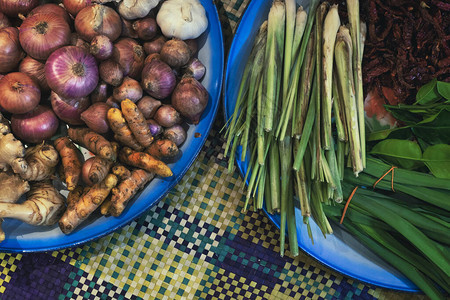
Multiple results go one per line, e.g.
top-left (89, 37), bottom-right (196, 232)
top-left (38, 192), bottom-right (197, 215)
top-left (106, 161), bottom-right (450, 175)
top-left (295, 165), bottom-right (311, 218)
top-left (332, 73), bottom-right (346, 142)
top-left (256, 165), bottom-right (266, 210)
top-left (326, 140), bottom-right (343, 203)
top-left (321, 4), bottom-right (340, 150)
top-left (337, 140), bottom-right (345, 179)
top-left (244, 157), bottom-right (260, 212)
top-left (291, 7), bottom-right (308, 61)
top-left (264, 170), bottom-right (273, 213)
top-left (257, 78), bottom-right (265, 165)
top-left (293, 31), bottom-right (316, 138)
top-left (309, 137), bottom-right (317, 180)
top-left (269, 142), bottom-right (281, 212)
top-left (319, 149), bottom-right (336, 190)
top-left (335, 26), bottom-right (363, 176)
top-left (264, 1), bottom-right (285, 132)
top-left (360, 21), bottom-right (367, 58)
top-left (311, 181), bottom-right (333, 236)
top-left (287, 177), bottom-right (299, 257)
top-left (282, 0), bottom-right (297, 101)
top-left (347, 0), bottom-right (365, 167)
top-left (279, 136), bottom-right (292, 256)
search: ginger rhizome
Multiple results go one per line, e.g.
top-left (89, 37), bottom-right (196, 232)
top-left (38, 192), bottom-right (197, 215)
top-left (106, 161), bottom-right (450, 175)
top-left (55, 137), bottom-right (83, 191)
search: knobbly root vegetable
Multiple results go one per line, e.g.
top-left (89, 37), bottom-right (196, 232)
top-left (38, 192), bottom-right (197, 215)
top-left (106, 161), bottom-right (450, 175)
top-left (0, 171), bottom-right (30, 242)
top-left (68, 127), bottom-right (116, 161)
top-left (112, 164), bottom-right (131, 181)
top-left (0, 181), bottom-right (65, 226)
top-left (119, 147), bottom-right (173, 178)
top-left (100, 195), bottom-right (112, 215)
top-left (20, 143), bottom-right (59, 182)
top-left (110, 169), bottom-right (154, 217)
top-left (121, 99), bottom-right (153, 147)
top-left (87, 156), bottom-right (114, 184)
top-left (145, 139), bottom-right (179, 161)
top-left (107, 108), bottom-right (144, 151)
top-left (54, 137), bottom-right (83, 191)
top-left (0, 128), bottom-right (28, 175)
top-left (66, 185), bottom-right (84, 207)
top-left (59, 174), bottom-right (118, 234)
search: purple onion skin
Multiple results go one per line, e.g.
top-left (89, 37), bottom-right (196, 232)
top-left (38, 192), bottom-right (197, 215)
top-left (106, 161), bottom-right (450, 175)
top-left (105, 96), bottom-right (120, 108)
top-left (137, 96), bottom-right (161, 119)
top-left (113, 76), bottom-right (142, 102)
top-left (50, 91), bottom-right (90, 125)
top-left (154, 105), bottom-right (182, 128)
top-left (112, 38), bottom-right (145, 80)
top-left (163, 124), bottom-right (187, 147)
top-left (29, 3), bottom-right (72, 27)
top-left (19, 56), bottom-right (50, 92)
top-left (120, 18), bottom-right (138, 39)
top-left (146, 119), bottom-right (162, 136)
top-left (90, 81), bottom-right (109, 103)
top-left (183, 58), bottom-right (206, 81)
top-left (90, 35), bottom-right (113, 60)
top-left (80, 102), bottom-right (110, 134)
top-left (75, 5), bottom-right (122, 42)
top-left (185, 39), bottom-right (198, 55)
top-left (171, 76), bottom-right (208, 124)
top-left (0, 12), bottom-right (10, 29)
top-left (11, 105), bottom-right (59, 144)
top-left (141, 58), bottom-right (176, 100)
top-left (45, 46), bottom-right (99, 99)
top-left (143, 36), bottom-right (166, 55)
top-left (133, 17), bottom-right (158, 41)
top-left (99, 59), bottom-right (123, 87)
top-left (160, 39), bottom-right (191, 68)
top-left (0, 0), bottom-right (40, 17)
top-left (0, 27), bottom-right (25, 73)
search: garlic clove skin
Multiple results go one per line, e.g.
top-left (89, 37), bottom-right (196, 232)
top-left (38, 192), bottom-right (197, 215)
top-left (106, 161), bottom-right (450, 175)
top-left (118, 0), bottom-right (160, 20)
top-left (156, 0), bottom-right (208, 40)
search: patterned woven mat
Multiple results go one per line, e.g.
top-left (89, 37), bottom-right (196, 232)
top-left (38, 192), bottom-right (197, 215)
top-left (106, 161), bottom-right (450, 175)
top-left (0, 1), bottom-right (428, 299)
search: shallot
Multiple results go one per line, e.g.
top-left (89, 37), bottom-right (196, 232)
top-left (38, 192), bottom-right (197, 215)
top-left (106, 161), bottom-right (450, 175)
top-left (171, 76), bottom-right (208, 124)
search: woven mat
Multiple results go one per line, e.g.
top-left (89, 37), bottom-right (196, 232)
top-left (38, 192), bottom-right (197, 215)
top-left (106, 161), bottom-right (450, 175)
top-left (0, 1), bottom-right (428, 299)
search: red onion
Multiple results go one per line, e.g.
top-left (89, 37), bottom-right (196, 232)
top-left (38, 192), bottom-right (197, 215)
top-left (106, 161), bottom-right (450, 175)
top-left (163, 124), bottom-right (187, 146)
top-left (160, 39), bottom-right (191, 68)
top-left (105, 96), bottom-right (119, 108)
top-left (0, 0), bottom-right (39, 17)
top-left (19, 56), bottom-right (50, 92)
top-left (70, 32), bottom-right (90, 51)
top-left (120, 18), bottom-right (138, 39)
top-left (45, 46), bottom-right (99, 99)
top-left (90, 81), bottom-right (109, 103)
top-left (185, 39), bottom-right (198, 55)
top-left (183, 58), bottom-right (206, 81)
top-left (90, 35), bottom-right (113, 60)
top-left (137, 96), bottom-right (161, 119)
top-left (144, 53), bottom-right (161, 65)
top-left (133, 17), bottom-right (157, 41)
top-left (113, 76), bottom-right (142, 103)
top-left (141, 58), bottom-right (176, 99)
top-left (29, 4), bottom-right (72, 27)
top-left (81, 156), bottom-right (95, 186)
top-left (50, 91), bottom-right (90, 125)
top-left (143, 36), bottom-right (167, 55)
top-left (62, 0), bottom-right (92, 17)
top-left (99, 59), bottom-right (123, 87)
top-left (147, 119), bottom-right (162, 136)
top-left (19, 13), bottom-right (71, 60)
top-left (80, 102), bottom-right (110, 133)
top-left (75, 4), bottom-right (121, 42)
top-left (0, 72), bottom-right (41, 114)
top-left (11, 105), bottom-right (59, 144)
top-left (171, 76), bottom-right (208, 124)
top-left (154, 105), bottom-right (182, 127)
top-left (112, 38), bottom-right (144, 80)
top-left (0, 12), bottom-right (11, 29)
top-left (0, 27), bottom-right (25, 73)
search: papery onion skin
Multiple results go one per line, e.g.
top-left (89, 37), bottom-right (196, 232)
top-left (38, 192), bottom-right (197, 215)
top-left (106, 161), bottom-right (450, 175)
top-left (19, 56), bottom-right (50, 92)
top-left (171, 76), bottom-right (208, 124)
top-left (45, 46), bottom-right (99, 99)
top-left (185, 39), bottom-right (198, 55)
top-left (80, 102), bottom-right (110, 133)
top-left (50, 91), bottom-right (90, 125)
top-left (29, 3), bottom-right (72, 27)
top-left (99, 59), bottom-right (123, 87)
top-left (112, 38), bottom-right (145, 80)
top-left (183, 58), bottom-right (206, 81)
top-left (81, 156), bottom-right (95, 186)
top-left (0, 0), bottom-right (39, 17)
top-left (19, 13), bottom-right (71, 60)
top-left (62, 0), bottom-right (92, 17)
top-left (163, 124), bottom-right (187, 146)
top-left (90, 35), bottom-right (113, 60)
top-left (90, 81), bottom-right (109, 103)
top-left (141, 58), bottom-right (176, 99)
top-left (120, 18), bottom-right (138, 39)
top-left (75, 4), bottom-right (121, 42)
top-left (113, 76), bottom-right (143, 103)
top-left (146, 119), bottom-right (162, 136)
top-left (11, 105), bottom-right (59, 144)
top-left (143, 35), bottom-right (166, 55)
top-left (0, 12), bottom-right (11, 29)
top-left (154, 105), bottom-right (182, 127)
top-left (0, 27), bottom-right (25, 73)
top-left (105, 96), bottom-right (119, 108)
top-left (70, 32), bottom-right (90, 51)
top-left (133, 17), bottom-right (158, 41)
top-left (160, 39), bottom-right (191, 68)
top-left (137, 96), bottom-right (161, 119)
top-left (0, 72), bottom-right (41, 114)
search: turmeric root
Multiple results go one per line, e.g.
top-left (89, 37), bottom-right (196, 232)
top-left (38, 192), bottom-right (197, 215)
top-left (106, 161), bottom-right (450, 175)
top-left (68, 127), bottom-right (115, 161)
top-left (112, 164), bottom-right (131, 181)
top-left (119, 147), bottom-right (173, 177)
top-left (59, 174), bottom-right (118, 234)
top-left (107, 108), bottom-right (144, 151)
top-left (100, 195), bottom-right (112, 215)
top-left (55, 137), bottom-right (83, 191)
top-left (88, 156), bottom-right (114, 184)
top-left (0, 181), bottom-right (65, 226)
top-left (110, 169), bottom-right (154, 216)
top-left (121, 99), bottom-right (153, 148)
top-left (0, 171), bottom-right (30, 242)
top-left (145, 139), bottom-right (180, 161)
top-left (66, 185), bottom-right (84, 207)
top-left (20, 143), bottom-right (59, 181)
top-left (0, 130), bottom-right (28, 174)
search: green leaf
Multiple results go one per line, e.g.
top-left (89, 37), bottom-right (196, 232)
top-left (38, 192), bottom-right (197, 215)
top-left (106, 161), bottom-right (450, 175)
top-left (415, 78), bottom-right (441, 105)
top-left (437, 81), bottom-right (450, 101)
top-left (412, 108), bottom-right (450, 145)
top-left (367, 126), bottom-right (412, 142)
top-left (370, 139), bottom-right (423, 169)
top-left (422, 144), bottom-right (450, 179)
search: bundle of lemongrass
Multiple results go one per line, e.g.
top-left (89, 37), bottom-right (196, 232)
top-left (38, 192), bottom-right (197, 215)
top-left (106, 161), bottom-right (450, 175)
top-left (225, 0), bottom-right (365, 256)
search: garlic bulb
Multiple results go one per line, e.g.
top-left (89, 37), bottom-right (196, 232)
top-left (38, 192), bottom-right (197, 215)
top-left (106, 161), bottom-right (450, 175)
top-left (118, 0), bottom-right (160, 20)
top-left (156, 0), bottom-right (208, 40)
